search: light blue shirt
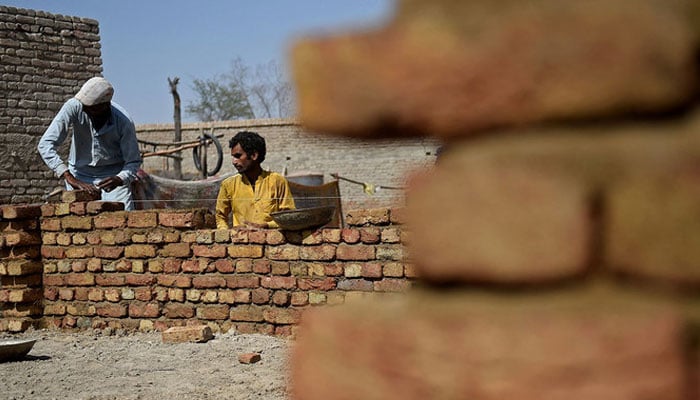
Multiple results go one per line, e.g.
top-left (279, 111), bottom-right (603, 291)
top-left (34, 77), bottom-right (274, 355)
top-left (37, 98), bottom-right (142, 185)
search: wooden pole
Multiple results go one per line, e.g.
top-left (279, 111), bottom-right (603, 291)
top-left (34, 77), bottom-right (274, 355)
top-left (168, 77), bottom-right (183, 179)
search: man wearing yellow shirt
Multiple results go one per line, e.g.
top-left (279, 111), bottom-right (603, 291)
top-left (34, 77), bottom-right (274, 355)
top-left (215, 131), bottom-right (295, 229)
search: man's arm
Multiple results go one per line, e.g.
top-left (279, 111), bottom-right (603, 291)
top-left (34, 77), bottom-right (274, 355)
top-left (115, 117), bottom-right (142, 186)
top-left (37, 100), bottom-right (75, 178)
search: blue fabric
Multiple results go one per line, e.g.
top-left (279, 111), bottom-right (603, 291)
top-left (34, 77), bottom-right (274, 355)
top-left (38, 98), bottom-right (142, 185)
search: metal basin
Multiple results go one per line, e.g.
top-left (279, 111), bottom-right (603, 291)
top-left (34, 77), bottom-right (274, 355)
top-left (270, 206), bottom-right (335, 231)
top-left (0, 339), bottom-right (36, 362)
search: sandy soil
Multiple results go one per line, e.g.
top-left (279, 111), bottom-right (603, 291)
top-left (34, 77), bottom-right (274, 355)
top-left (0, 328), bottom-right (290, 400)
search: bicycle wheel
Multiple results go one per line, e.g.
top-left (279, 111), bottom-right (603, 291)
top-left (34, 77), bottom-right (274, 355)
top-left (193, 133), bottom-right (223, 177)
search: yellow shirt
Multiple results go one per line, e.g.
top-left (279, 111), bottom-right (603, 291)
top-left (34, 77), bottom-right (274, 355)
top-left (215, 170), bottom-right (295, 229)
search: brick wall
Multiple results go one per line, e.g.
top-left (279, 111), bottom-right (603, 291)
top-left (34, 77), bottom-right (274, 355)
top-left (288, 0), bottom-right (700, 399)
top-left (137, 119), bottom-right (441, 211)
top-left (0, 6), bottom-right (102, 204)
top-left (0, 199), bottom-right (412, 336)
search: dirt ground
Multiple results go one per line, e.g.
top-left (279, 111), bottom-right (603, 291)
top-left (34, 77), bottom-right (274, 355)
top-left (0, 328), bottom-right (290, 400)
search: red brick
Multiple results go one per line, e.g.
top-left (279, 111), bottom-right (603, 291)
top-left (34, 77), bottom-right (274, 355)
top-left (227, 245), bottom-right (264, 258)
top-left (127, 211), bottom-right (157, 228)
top-left (266, 245), bottom-right (300, 260)
top-left (266, 230), bottom-right (286, 245)
top-left (3, 231), bottom-right (41, 246)
top-left (193, 244), bottom-right (227, 258)
top-left (323, 263), bottom-right (344, 277)
top-left (125, 274), bottom-right (157, 286)
top-left (292, 292), bottom-right (685, 400)
top-left (300, 244), bottom-right (336, 261)
top-left (159, 243), bottom-right (191, 258)
top-left (93, 246), bottom-right (124, 259)
top-left (41, 246), bottom-right (66, 259)
top-left (134, 287), bottom-right (152, 301)
top-left (162, 325), bottom-right (213, 343)
top-left (229, 305), bottom-right (265, 322)
top-left (374, 278), bottom-right (411, 292)
top-left (261, 276), bottom-right (297, 290)
top-left (263, 307), bottom-right (301, 324)
top-left (337, 278), bottom-right (374, 291)
top-left (224, 275), bottom-right (259, 289)
top-left (213, 259), bottom-right (235, 273)
top-left (158, 210), bottom-right (209, 228)
top-left (336, 244), bottom-right (375, 261)
top-left (271, 291), bottom-right (290, 306)
top-left (95, 274), bottom-right (125, 286)
top-left (94, 212), bottom-right (127, 229)
top-left (181, 259), bottom-right (206, 273)
top-left (361, 263), bottom-right (383, 279)
top-left (192, 276), bottom-right (226, 288)
top-left (197, 305), bottom-right (230, 320)
top-left (253, 260), bottom-right (271, 274)
top-left (43, 274), bottom-right (64, 286)
top-left (61, 216), bottom-right (93, 230)
top-left (248, 230), bottom-right (267, 244)
top-left (40, 203), bottom-right (55, 217)
top-left (96, 304), bottom-right (127, 318)
top-left (291, 292), bottom-right (309, 306)
top-left (163, 303), bottom-right (195, 319)
top-left (129, 302), bottom-right (161, 318)
top-left (359, 227), bottom-right (381, 244)
top-left (341, 229), bottom-right (360, 244)
top-left (251, 288), bottom-right (271, 304)
top-left (157, 275), bottom-right (192, 288)
top-left (40, 218), bottom-right (62, 231)
top-left (162, 259), bottom-right (182, 273)
top-left (69, 202), bottom-right (87, 215)
top-left (2, 260), bottom-right (43, 276)
top-left (44, 303), bottom-right (66, 316)
top-left (124, 244), bottom-right (157, 258)
top-left (8, 288), bottom-right (42, 302)
top-left (65, 246), bottom-right (94, 259)
top-left (271, 261), bottom-right (290, 275)
top-left (64, 273), bottom-right (95, 286)
top-left (298, 278), bottom-right (337, 291)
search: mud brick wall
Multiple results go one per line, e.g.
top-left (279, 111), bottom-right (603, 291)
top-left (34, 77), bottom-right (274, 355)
top-left (288, 0), bottom-right (700, 399)
top-left (30, 202), bottom-right (411, 336)
top-left (0, 205), bottom-right (44, 332)
top-left (0, 6), bottom-right (103, 204)
top-left (137, 119), bottom-right (440, 211)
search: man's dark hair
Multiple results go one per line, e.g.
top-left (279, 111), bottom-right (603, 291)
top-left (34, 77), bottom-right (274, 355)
top-left (229, 131), bottom-right (266, 163)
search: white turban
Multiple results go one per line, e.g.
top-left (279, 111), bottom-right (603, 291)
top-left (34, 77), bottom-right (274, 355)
top-left (75, 77), bottom-right (114, 106)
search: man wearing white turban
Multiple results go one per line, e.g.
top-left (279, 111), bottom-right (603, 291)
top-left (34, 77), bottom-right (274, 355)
top-left (38, 77), bottom-right (142, 210)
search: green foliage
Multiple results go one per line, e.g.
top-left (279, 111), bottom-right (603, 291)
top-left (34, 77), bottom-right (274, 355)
top-left (185, 72), bottom-right (254, 121)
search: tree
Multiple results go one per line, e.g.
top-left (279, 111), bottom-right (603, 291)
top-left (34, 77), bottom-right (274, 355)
top-left (185, 57), bottom-right (294, 122)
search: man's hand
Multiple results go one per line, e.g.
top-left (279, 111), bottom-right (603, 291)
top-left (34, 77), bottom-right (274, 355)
top-left (96, 176), bottom-right (124, 193)
top-left (63, 172), bottom-right (99, 195)
top-left (244, 221), bottom-right (268, 229)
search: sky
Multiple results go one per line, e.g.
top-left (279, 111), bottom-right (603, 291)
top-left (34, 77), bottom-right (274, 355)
top-left (4, 0), bottom-right (395, 124)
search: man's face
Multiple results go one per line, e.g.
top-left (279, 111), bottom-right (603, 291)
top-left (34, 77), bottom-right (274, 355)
top-left (83, 102), bottom-right (111, 120)
top-left (231, 143), bottom-right (257, 174)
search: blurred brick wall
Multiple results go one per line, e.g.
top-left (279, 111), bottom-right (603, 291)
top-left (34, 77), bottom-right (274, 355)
top-left (0, 6), bottom-right (103, 204)
top-left (289, 0), bottom-right (700, 398)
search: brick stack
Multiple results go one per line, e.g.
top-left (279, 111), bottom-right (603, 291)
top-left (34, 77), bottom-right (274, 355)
top-left (0, 204), bottom-right (43, 332)
top-left (289, 0), bottom-right (700, 398)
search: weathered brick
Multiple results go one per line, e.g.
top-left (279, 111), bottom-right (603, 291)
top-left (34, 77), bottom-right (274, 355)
top-left (300, 244), bottom-right (336, 261)
top-left (94, 212), bottom-right (127, 229)
top-left (157, 275), bottom-right (192, 288)
top-left (361, 263), bottom-right (382, 279)
top-left (40, 218), bottom-right (62, 231)
top-left (8, 288), bottom-right (42, 302)
top-left (1, 260), bottom-right (42, 276)
top-left (266, 245), bottom-right (300, 260)
top-left (225, 275), bottom-right (260, 289)
top-left (238, 353), bottom-right (261, 364)
top-left (374, 278), bottom-right (411, 292)
top-left (41, 246), bottom-right (66, 259)
top-left (93, 246), bottom-right (124, 259)
top-left (181, 259), bottom-right (207, 273)
top-left (197, 305), bottom-right (230, 320)
top-left (158, 210), bottom-right (209, 228)
top-left (124, 244), bottom-right (156, 258)
top-left (162, 325), bottom-right (213, 343)
top-left (125, 274), bottom-right (156, 286)
top-left (127, 211), bottom-right (157, 228)
top-left (65, 246), bottom-right (94, 259)
top-left (337, 278), bottom-right (374, 292)
top-left (95, 304), bottom-right (127, 318)
top-left (263, 307), bottom-right (301, 324)
top-left (129, 302), bottom-right (161, 318)
top-left (266, 230), bottom-right (286, 245)
top-left (95, 274), bottom-right (126, 286)
top-left (336, 244), bottom-right (375, 261)
top-left (163, 303), bottom-right (195, 319)
top-left (297, 277), bottom-right (337, 291)
top-left (271, 291), bottom-right (291, 306)
top-left (261, 276), bottom-right (297, 290)
top-left (61, 215), bottom-right (92, 230)
top-left (192, 276), bottom-right (226, 288)
top-left (3, 231), bottom-right (41, 246)
top-left (213, 259), bottom-right (235, 273)
top-left (228, 245), bottom-right (264, 258)
top-left (251, 288), bottom-right (271, 304)
top-left (159, 243), bottom-right (191, 258)
top-left (229, 305), bottom-right (265, 322)
top-left (193, 244), bottom-right (227, 258)
top-left (69, 202), bottom-right (87, 215)
top-left (64, 273), bottom-right (95, 286)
